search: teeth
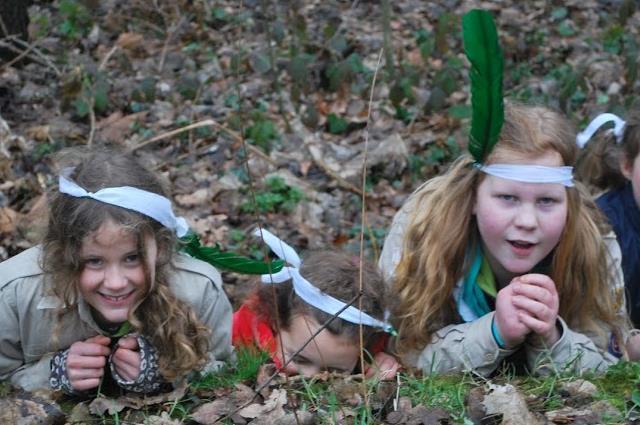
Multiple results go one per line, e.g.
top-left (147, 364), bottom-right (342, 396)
top-left (104, 294), bottom-right (127, 301)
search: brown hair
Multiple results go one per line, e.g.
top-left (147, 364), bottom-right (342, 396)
top-left (247, 250), bottom-right (388, 348)
top-left (576, 110), bottom-right (640, 191)
top-left (42, 147), bottom-right (210, 381)
top-left (393, 102), bottom-right (628, 355)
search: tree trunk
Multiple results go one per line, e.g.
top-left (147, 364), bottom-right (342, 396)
top-left (0, 0), bottom-right (33, 61)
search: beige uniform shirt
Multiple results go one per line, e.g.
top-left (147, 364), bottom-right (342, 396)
top-left (0, 246), bottom-right (233, 391)
top-left (379, 195), bottom-right (627, 376)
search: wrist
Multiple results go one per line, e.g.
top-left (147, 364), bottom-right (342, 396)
top-left (491, 316), bottom-right (507, 349)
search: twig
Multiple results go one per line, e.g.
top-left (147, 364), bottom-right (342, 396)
top-left (157, 16), bottom-right (186, 74)
top-left (98, 45), bottom-right (119, 71)
top-left (87, 96), bottom-right (96, 147)
top-left (129, 118), bottom-right (276, 165)
top-left (3, 36), bottom-right (61, 76)
top-left (306, 147), bottom-right (368, 197)
top-left (357, 46), bottom-right (384, 415)
top-left (215, 292), bottom-right (363, 424)
top-left (0, 38), bottom-right (35, 71)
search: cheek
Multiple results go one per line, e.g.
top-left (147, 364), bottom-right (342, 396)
top-left (78, 269), bottom-right (100, 293)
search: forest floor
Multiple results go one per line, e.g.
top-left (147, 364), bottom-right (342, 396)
top-left (1, 0), bottom-right (640, 423)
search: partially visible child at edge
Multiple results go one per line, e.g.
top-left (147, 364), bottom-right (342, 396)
top-left (0, 147), bottom-right (233, 395)
top-left (378, 103), bottom-right (632, 377)
top-left (233, 228), bottom-right (400, 380)
top-left (575, 110), bottom-right (640, 359)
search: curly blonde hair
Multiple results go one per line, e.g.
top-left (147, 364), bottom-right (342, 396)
top-left (393, 103), bottom-right (628, 355)
top-left (42, 147), bottom-right (210, 381)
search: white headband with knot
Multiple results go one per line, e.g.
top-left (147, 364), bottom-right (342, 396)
top-left (59, 167), bottom-right (189, 237)
top-left (475, 163), bottom-right (575, 187)
top-left (576, 113), bottom-right (626, 148)
top-left (254, 228), bottom-right (395, 334)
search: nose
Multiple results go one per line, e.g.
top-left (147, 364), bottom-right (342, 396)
top-left (514, 203), bottom-right (538, 230)
top-left (103, 266), bottom-right (128, 291)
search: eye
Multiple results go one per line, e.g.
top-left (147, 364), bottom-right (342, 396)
top-left (497, 194), bottom-right (517, 202)
top-left (291, 355), bottom-right (311, 365)
top-left (83, 258), bottom-right (103, 269)
top-left (537, 197), bottom-right (558, 206)
top-left (124, 253), bottom-right (141, 265)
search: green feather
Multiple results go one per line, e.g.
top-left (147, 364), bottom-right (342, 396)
top-left (180, 233), bottom-right (284, 275)
top-left (462, 9), bottom-right (504, 163)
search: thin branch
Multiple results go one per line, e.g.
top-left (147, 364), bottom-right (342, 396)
top-left (87, 96), bottom-right (96, 147)
top-left (98, 45), bottom-right (119, 71)
top-left (357, 46), bottom-right (384, 414)
top-left (2, 36), bottom-right (61, 76)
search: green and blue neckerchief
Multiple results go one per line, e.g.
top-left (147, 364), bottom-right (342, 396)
top-left (456, 246), bottom-right (496, 322)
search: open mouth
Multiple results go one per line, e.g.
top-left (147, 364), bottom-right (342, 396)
top-left (508, 240), bottom-right (535, 249)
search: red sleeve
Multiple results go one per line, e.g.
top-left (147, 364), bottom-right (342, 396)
top-left (369, 333), bottom-right (390, 355)
top-left (232, 304), bottom-right (279, 366)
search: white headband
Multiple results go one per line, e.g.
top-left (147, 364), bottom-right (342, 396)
top-left (576, 113), bottom-right (626, 148)
top-left (476, 163), bottom-right (574, 187)
top-left (254, 228), bottom-right (394, 334)
top-left (59, 167), bottom-right (189, 237)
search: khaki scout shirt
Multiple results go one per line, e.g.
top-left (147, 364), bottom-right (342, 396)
top-left (0, 246), bottom-right (233, 391)
top-left (379, 194), bottom-right (627, 376)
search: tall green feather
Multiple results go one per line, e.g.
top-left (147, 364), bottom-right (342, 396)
top-left (462, 9), bottom-right (504, 164)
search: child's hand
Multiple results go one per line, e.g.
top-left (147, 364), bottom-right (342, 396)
top-left (511, 274), bottom-right (560, 347)
top-left (365, 352), bottom-right (401, 380)
top-left (66, 335), bottom-right (111, 391)
top-left (626, 331), bottom-right (640, 361)
top-left (495, 283), bottom-right (530, 348)
top-left (112, 336), bottom-right (141, 381)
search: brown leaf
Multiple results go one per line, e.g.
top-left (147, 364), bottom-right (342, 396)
top-left (191, 398), bottom-right (234, 425)
top-left (96, 111), bottom-right (148, 145)
top-left (0, 207), bottom-right (19, 234)
top-left (116, 32), bottom-right (145, 51)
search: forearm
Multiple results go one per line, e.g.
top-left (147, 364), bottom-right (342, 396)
top-left (407, 312), bottom-right (516, 376)
top-left (526, 317), bottom-right (619, 374)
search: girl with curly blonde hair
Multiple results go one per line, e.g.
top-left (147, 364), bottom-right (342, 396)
top-left (0, 147), bottom-right (232, 394)
top-left (379, 103), bottom-right (631, 376)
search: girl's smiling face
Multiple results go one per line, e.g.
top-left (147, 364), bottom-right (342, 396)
top-left (274, 314), bottom-right (361, 376)
top-left (473, 150), bottom-right (569, 287)
top-left (78, 219), bottom-right (151, 327)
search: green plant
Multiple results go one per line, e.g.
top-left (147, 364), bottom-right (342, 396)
top-left (245, 110), bottom-right (279, 152)
top-left (72, 69), bottom-right (110, 119)
top-left (240, 176), bottom-right (304, 214)
top-left (190, 348), bottom-right (269, 391)
top-left (58, 0), bottom-right (92, 40)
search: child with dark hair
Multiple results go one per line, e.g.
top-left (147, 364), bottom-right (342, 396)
top-left (577, 112), bottom-right (640, 325)
top-left (233, 229), bottom-right (399, 379)
top-left (576, 111), bottom-right (640, 358)
top-left (0, 147), bottom-right (233, 394)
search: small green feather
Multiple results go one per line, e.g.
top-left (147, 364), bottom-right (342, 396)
top-left (462, 9), bottom-right (504, 163)
top-left (180, 232), bottom-right (284, 275)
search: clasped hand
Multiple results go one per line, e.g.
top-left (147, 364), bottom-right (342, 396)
top-left (66, 335), bottom-right (142, 391)
top-left (494, 273), bottom-right (560, 349)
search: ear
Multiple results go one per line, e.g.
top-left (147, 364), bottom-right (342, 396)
top-left (620, 156), bottom-right (633, 181)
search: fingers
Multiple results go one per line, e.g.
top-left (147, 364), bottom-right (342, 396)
top-left (68, 340), bottom-right (111, 360)
top-left (366, 352), bottom-right (401, 380)
top-left (71, 378), bottom-right (103, 391)
top-left (117, 336), bottom-right (139, 350)
top-left (84, 335), bottom-right (112, 346)
top-left (112, 338), bottom-right (141, 381)
top-left (511, 295), bottom-right (554, 323)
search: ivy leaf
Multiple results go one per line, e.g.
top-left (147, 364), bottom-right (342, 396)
top-left (110, 321), bottom-right (131, 338)
top-left (180, 233), bottom-right (284, 274)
